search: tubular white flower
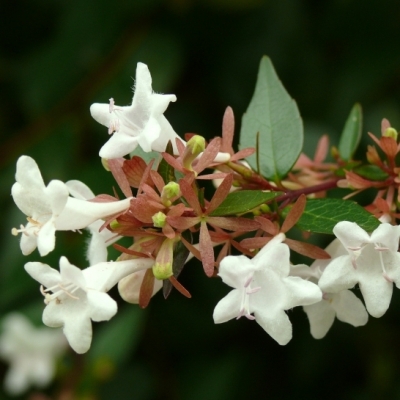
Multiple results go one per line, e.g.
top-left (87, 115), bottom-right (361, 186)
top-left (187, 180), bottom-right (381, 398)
top-left (0, 312), bottom-right (66, 395)
top-left (90, 62), bottom-right (184, 158)
top-left (213, 234), bottom-right (322, 345)
top-left (25, 256), bottom-right (154, 354)
top-left (291, 239), bottom-right (368, 339)
top-left (11, 156), bottom-right (132, 257)
top-left (11, 156), bottom-right (69, 256)
top-left (66, 180), bottom-right (121, 264)
top-left (319, 222), bottom-right (400, 318)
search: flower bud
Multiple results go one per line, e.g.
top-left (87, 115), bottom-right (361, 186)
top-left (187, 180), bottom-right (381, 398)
top-left (152, 211), bottom-right (167, 228)
top-left (383, 127), bottom-right (398, 141)
top-left (153, 238), bottom-right (174, 280)
top-left (161, 182), bottom-right (181, 206)
top-left (182, 135), bottom-right (206, 170)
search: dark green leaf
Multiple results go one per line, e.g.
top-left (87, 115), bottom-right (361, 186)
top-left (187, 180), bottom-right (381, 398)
top-left (354, 165), bottom-right (389, 181)
top-left (297, 198), bottom-right (380, 234)
top-left (239, 56), bottom-right (303, 181)
top-left (163, 230), bottom-right (192, 299)
top-left (210, 190), bottom-right (280, 216)
top-left (158, 141), bottom-right (176, 184)
top-left (338, 103), bottom-right (362, 161)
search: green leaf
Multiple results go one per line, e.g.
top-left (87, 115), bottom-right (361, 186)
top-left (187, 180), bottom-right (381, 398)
top-left (210, 190), bottom-right (280, 216)
top-left (338, 103), bottom-right (362, 161)
top-left (158, 141), bottom-right (176, 184)
top-left (354, 165), bottom-right (389, 181)
top-left (297, 198), bottom-right (380, 234)
top-left (239, 56), bottom-right (303, 181)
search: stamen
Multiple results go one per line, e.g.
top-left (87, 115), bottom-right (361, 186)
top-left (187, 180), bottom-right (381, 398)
top-left (108, 119), bottom-right (120, 135)
top-left (109, 98), bottom-right (115, 113)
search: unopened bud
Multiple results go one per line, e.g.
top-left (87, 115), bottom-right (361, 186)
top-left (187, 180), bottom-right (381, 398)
top-left (153, 238), bottom-right (174, 280)
top-left (152, 211), bottom-right (167, 228)
top-left (384, 127), bottom-right (398, 140)
top-left (101, 158), bottom-right (110, 171)
top-left (161, 182), bottom-right (181, 206)
top-left (110, 219), bottom-right (120, 230)
top-left (260, 204), bottom-right (270, 213)
top-left (182, 135), bottom-right (206, 170)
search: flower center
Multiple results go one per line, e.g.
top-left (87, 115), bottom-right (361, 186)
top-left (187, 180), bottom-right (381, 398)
top-left (40, 282), bottom-right (81, 305)
top-left (11, 217), bottom-right (42, 237)
top-left (237, 275), bottom-right (260, 321)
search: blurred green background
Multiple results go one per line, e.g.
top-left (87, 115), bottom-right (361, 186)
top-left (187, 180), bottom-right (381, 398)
top-left (2, 0), bottom-right (400, 399)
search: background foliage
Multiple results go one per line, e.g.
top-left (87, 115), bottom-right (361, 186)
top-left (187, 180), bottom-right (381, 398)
top-left (2, 0), bottom-right (400, 399)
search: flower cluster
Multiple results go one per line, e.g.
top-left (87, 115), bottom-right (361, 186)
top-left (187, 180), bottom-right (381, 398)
top-left (9, 58), bottom-right (400, 385)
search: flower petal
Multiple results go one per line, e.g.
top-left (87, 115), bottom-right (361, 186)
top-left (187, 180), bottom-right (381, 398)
top-left (213, 289), bottom-right (243, 323)
top-left (254, 309), bottom-right (293, 345)
top-left (303, 301), bottom-right (336, 339)
top-left (24, 262), bottom-right (61, 289)
top-left (86, 291), bottom-right (117, 322)
top-left (333, 290), bottom-right (368, 326)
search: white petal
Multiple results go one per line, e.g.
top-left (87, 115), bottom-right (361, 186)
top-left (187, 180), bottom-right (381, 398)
top-left (83, 258), bottom-right (154, 292)
top-left (213, 289), bottom-right (243, 323)
top-left (24, 262), bottom-right (61, 288)
top-left (55, 197), bottom-right (131, 230)
top-left (332, 290), bottom-right (368, 326)
top-left (137, 116), bottom-right (161, 152)
top-left (254, 309), bottom-right (293, 345)
top-left (253, 241), bottom-right (290, 278)
top-left (65, 180), bottom-right (95, 200)
top-left (303, 301), bottom-right (336, 339)
top-left (370, 223), bottom-right (400, 252)
top-left (86, 291), bottom-right (117, 322)
top-left (132, 62), bottom-right (153, 105)
top-left (90, 103), bottom-right (112, 127)
top-left (62, 313), bottom-right (93, 354)
top-left (15, 156), bottom-right (45, 192)
top-left (45, 180), bottom-right (69, 215)
top-left (358, 274), bottom-right (393, 318)
top-left (218, 255), bottom-right (255, 289)
top-left (318, 255), bottom-right (358, 293)
top-left (59, 257), bottom-right (87, 290)
top-left (20, 230), bottom-right (38, 255)
top-left (283, 276), bottom-right (322, 309)
top-left (37, 219), bottom-right (56, 256)
top-left (118, 270), bottom-right (163, 304)
top-left (333, 221), bottom-right (370, 249)
top-left (99, 130), bottom-right (139, 159)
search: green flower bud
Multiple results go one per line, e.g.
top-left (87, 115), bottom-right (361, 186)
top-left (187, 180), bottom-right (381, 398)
top-left (182, 135), bottom-right (206, 170)
top-left (161, 182), bottom-right (181, 206)
top-left (152, 211), bottom-right (167, 228)
top-left (384, 127), bottom-right (398, 140)
top-left (153, 238), bottom-right (174, 280)
top-left (110, 219), bottom-right (121, 229)
top-left (260, 204), bottom-right (270, 213)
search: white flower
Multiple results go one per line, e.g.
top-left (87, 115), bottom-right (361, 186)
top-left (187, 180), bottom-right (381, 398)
top-left (0, 312), bottom-right (66, 396)
top-left (12, 156), bottom-right (132, 257)
top-left (90, 62), bottom-right (183, 158)
top-left (291, 239), bottom-right (368, 339)
top-left (319, 221), bottom-right (400, 318)
top-left (25, 256), bottom-right (154, 353)
top-left (213, 234), bottom-right (322, 345)
top-left (66, 180), bottom-right (121, 264)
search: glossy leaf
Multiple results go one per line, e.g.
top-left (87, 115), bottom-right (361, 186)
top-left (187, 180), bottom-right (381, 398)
top-left (338, 103), bottom-right (362, 161)
top-left (239, 56), bottom-right (303, 181)
top-left (297, 198), bottom-right (380, 234)
top-left (210, 190), bottom-right (280, 216)
top-left (354, 165), bottom-right (389, 181)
